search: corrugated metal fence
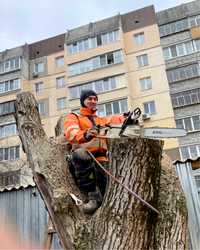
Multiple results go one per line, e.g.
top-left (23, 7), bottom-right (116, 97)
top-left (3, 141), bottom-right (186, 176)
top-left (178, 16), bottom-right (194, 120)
top-left (0, 186), bottom-right (61, 249)
top-left (176, 160), bottom-right (200, 250)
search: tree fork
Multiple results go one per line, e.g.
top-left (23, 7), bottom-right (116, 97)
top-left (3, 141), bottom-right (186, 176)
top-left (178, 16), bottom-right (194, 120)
top-left (15, 92), bottom-right (188, 250)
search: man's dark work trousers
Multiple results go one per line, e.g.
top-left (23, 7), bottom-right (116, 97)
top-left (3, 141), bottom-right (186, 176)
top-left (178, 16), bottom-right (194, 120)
top-left (70, 148), bottom-right (108, 195)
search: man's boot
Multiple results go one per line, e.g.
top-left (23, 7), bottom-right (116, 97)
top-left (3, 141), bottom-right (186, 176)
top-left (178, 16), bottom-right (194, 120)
top-left (82, 189), bottom-right (102, 214)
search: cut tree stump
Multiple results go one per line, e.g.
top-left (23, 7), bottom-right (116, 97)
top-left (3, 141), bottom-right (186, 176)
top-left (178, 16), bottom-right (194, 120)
top-left (15, 92), bottom-right (188, 250)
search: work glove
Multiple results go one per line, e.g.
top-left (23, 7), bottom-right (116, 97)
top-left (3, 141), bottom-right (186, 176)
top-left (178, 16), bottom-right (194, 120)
top-left (84, 128), bottom-right (98, 141)
top-left (123, 111), bottom-right (131, 118)
top-left (123, 111), bottom-right (139, 125)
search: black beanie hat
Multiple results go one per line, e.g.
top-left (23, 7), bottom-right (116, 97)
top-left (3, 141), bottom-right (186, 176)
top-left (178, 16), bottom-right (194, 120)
top-left (80, 89), bottom-right (98, 107)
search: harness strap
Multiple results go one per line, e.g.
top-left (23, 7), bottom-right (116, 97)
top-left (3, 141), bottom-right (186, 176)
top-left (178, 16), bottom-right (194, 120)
top-left (71, 112), bottom-right (97, 130)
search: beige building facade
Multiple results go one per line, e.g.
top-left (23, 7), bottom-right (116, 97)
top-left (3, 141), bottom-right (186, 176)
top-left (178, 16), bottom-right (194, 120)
top-left (66, 6), bottom-right (178, 154)
top-left (0, 5), bottom-right (180, 189)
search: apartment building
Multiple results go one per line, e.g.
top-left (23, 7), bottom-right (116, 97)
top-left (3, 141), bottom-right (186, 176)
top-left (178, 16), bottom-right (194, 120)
top-left (0, 34), bottom-right (66, 189)
top-left (0, 5), bottom-right (183, 190)
top-left (26, 34), bottom-right (66, 137)
top-left (157, 0), bottom-right (200, 160)
top-left (66, 6), bottom-right (178, 157)
top-left (0, 45), bottom-right (31, 187)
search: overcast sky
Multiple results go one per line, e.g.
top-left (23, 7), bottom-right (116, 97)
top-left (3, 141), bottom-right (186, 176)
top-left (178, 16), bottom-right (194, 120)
top-left (0, 0), bottom-right (193, 52)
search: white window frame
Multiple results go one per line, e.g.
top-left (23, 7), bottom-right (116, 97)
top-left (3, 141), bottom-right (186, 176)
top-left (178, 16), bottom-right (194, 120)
top-left (163, 39), bottom-right (200, 60)
top-left (69, 75), bottom-right (124, 99)
top-left (34, 62), bottom-right (44, 73)
top-left (97, 99), bottom-right (128, 116)
top-left (0, 101), bottom-right (15, 116)
top-left (134, 32), bottom-right (145, 45)
top-left (57, 97), bottom-right (67, 110)
top-left (38, 100), bottom-right (48, 117)
top-left (136, 54), bottom-right (149, 67)
top-left (0, 123), bottom-right (17, 138)
top-left (35, 82), bottom-right (43, 94)
top-left (189, 14), bottom-right (200, 28)
top-left (167, 64), bottom-right (200, 83)
top-left (143, 101), bottom-right (156, 115)
top-left (180, 144), bottom-right (200, 160)
top-left (0, 145), bottom-right (20, 161)
top-left (0, 57), bottom-right (21, 74)
top-left (68, 50), bottom-right (123, 76)
top-left (56, 76), bottom-right (65, 88)
top-left (67, 30), bottom-right (119, 55)
top-left (0, 78), bottom-right (21, 94)
top-left (176, 115), bottom-right (200, 133)
top-left (139, 77), bottom-right (152, 91)
top-left (171, 88), bottom-right (200, 108)
top-left (55, 56), bottom-right (65, 68)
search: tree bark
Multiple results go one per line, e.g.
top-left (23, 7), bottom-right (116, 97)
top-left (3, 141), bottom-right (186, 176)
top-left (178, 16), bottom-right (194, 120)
top-left (15, 92), bottom-right (188, 250)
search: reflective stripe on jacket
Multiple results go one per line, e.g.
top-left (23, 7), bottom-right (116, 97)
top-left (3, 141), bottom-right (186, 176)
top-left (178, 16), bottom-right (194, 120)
top-left (64, 107), bottom-right (125, 161)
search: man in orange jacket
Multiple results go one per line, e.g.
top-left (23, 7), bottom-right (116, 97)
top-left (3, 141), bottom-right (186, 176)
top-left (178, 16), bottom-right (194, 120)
top-left (64, 89), bottom-right (133, 214)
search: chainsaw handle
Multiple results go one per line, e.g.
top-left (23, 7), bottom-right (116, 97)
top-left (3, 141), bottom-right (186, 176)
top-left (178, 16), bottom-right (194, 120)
top-left (119, 107), bottom-right (141, 136)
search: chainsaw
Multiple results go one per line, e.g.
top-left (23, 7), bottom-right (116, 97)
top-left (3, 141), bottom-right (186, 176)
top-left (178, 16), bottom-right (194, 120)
top-left (96, 107), bottom-right (187, 139)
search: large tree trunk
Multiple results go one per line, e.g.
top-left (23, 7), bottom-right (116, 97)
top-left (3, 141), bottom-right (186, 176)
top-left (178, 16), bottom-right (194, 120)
top-left (15, 92), bottom-right (188, 250)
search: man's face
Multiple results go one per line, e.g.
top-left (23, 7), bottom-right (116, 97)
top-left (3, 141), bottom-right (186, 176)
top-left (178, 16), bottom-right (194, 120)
top-left (84, 95), bottom-right (98, 111)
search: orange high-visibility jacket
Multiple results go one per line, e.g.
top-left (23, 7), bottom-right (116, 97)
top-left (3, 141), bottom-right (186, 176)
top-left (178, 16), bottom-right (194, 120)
top-left (64, 107), bottom-right (125, 161)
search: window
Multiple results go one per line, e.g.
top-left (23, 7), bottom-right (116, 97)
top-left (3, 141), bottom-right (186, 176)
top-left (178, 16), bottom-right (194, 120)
top-left (35, 82), bottom-right (43, 94)
top-left (137, 54), bottom-right (148, 67)
top-left (0, 146), bottom-right (20, 161)
top-left (69, 87), bottom-right (79, 99)
top-left (0, 101), bottom-right (15, 116)
top-left (56, 57), bottom-right (64, 67)
top-left (92, 57), bottom-right (100, 69)
top-left (0, 123), bottom-right (17, 138)
top-left (34, 62), bottom-right (44, 73)
top-left (57, 97), bottom-right (67, 110)
top-left (189, 14), bottom-right (200, 27)
top-left (163, 39), bottom-right (200, 60)
top-left (113, 50), bottom-right (123, 64)
top-left (69, 75), bottom-right (125, 99)
top-left (167, 64), bottom-right (200, 83)
top-left (0, 57), bottom-right (21, 74)
top-left (139, 77), bottom-right (152, 91)
top-left (113, 101), bottom-right (120, 114)
top-left (176, 115), bottom-right (200, 132)
top-left (184, 118), bottom-right (193, 132)
top-left (38, 100), bottom-right (48, 117)
top-left (193, 116), bottom-right (200, 130)
top-left (134, 32), bottom-right (145, 45)
top-left (100, 55), bottom-right (106, 66)
top-left (143, 101), bottom-right (156, 115)
top-left (0, 170), bottom-right (20, 187)
top-left (171, 88), bottom-right (200, 108)
top-left (97, 35), bottom-right (102, 46)
top-left (195, 39), bottom-right (200, 51)
top-left (0, 78), bottom-right (20, 94)
top-left (185, 41), bottom-right (194, 54)
top-left (171, 45), bottom-right (177, 57)
top-left (95, 80), bottom-right (104, 93)
top-left (68, 50), bottom-right (123, 76)
top-left (175, 119), bottom-right (184, 129)
top-left (176, 43), bottom-right (185, 56)
top-left (163, 48), bottom-right (171, 60)
top-left (180, 144), bottom-right (200, 160)
top-left (159, 18), bottom-right (188, 37)
top-left (97, 99), bottom-right (128, 116)
top-left (107, 53), bottom-right (114, 65)
top-left (56, 76), bottom-right (65, 88)
top-left (67, 30), bottom-right (119, 54)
